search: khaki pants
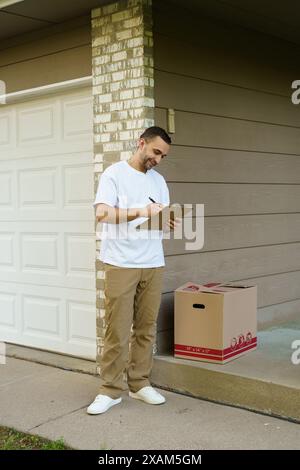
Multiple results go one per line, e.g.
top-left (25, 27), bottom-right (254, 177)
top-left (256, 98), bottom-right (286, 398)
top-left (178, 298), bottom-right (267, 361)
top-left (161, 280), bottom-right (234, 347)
top-left (98, 263), bottom-right (165, 399)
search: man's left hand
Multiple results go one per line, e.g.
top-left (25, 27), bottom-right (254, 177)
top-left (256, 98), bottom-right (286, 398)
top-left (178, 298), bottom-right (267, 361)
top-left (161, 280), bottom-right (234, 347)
top-left (165, 217), bottom-right (181, 231)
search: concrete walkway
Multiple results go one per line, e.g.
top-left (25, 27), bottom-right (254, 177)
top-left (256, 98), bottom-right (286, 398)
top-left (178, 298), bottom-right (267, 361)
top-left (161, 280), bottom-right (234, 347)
top-left (0, 357), bottom-right (300, 450)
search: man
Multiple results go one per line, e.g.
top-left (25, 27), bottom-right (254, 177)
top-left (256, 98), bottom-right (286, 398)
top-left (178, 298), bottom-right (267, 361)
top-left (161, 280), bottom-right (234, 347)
top-left (88, 126), bottom-right (179, 415)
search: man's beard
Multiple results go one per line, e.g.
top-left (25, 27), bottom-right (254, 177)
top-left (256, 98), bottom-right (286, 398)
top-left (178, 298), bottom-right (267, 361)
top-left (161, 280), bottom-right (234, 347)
top-left (144, 157), bottom-right (156, 170)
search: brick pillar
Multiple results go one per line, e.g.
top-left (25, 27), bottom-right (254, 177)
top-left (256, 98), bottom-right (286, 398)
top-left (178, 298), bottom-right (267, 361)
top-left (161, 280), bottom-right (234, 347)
top-left (91, 0), bottom-right (154, 372)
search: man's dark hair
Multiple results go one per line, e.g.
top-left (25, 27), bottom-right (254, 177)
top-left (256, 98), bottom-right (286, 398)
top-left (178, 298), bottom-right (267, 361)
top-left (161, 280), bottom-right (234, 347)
top-left (140, 126), bottom-right (171, 145)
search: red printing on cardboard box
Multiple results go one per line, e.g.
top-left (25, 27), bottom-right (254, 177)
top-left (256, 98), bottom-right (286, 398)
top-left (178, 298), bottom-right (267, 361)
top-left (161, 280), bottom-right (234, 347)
top-left (182, 284), bottom-right (200, 291)
top-left (175, 337), bottom-right (257, 360)
top-left (202, 282), bottom-right (222, 288)
top-left (174, 342), bottom-right (257, 361)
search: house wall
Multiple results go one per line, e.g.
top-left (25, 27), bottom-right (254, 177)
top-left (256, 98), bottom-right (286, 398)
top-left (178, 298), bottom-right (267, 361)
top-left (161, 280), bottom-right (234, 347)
top-left (0, 16), bottom-right (91, 93)
top-left (153, 0), bottom-right (300, 353)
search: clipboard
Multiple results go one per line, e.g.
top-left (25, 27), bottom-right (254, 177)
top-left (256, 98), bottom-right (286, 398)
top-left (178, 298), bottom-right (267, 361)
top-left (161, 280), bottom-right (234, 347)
top-left (135, 204), bottom-right (193, 230)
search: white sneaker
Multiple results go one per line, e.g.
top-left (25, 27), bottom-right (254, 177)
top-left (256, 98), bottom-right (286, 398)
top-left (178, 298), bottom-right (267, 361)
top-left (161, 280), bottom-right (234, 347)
top-left (129, 386), bottom-right (166, 405)
top-left (87, 394), bottom-right (122, 415)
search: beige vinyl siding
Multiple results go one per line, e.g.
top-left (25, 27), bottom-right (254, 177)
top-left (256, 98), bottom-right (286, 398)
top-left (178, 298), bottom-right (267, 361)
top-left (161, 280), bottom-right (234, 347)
top-left (153, 1), bottom-right (300, 352)
top-left (0, 16), bottom-right (91, 93)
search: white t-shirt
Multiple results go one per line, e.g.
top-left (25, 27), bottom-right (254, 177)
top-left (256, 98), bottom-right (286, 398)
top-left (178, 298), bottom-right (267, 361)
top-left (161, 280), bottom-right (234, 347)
top-left (93, 160), bottom-right (170, 268)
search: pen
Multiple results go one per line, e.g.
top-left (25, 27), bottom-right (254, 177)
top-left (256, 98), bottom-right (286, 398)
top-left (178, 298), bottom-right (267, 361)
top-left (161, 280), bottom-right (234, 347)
top-left (149, 197), bottom-right (156, 203)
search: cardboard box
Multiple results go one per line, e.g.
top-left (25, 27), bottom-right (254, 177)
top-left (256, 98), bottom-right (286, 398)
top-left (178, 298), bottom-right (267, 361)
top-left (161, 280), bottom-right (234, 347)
top-left (174, 282), bottom-right (257, 364)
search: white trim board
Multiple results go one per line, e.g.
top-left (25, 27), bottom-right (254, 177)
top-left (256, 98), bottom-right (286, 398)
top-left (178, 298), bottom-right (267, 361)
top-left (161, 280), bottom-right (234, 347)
top-left (0, 76), bottom-right (92, 105)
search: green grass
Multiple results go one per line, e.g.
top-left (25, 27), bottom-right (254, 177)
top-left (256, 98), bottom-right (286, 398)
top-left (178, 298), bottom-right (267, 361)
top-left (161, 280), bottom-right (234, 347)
top-left (0, 426), bottom-right (72, 450)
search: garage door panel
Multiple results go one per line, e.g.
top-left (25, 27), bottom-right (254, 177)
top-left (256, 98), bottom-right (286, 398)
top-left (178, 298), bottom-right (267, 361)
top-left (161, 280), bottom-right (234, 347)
top-left (0, 222), bottom-right (95, 289)
top-left (23, 295), bottom-right (61, 339)
top-left (0, 91), bottom-right (93, 159)
top-left (0, 87), bottom-right (96, 359)
top-left (0, 281), bottom-right (96, 359)
top-left (18, 104), bottom-right (56, 144)
top-left (0, 171), bottom-right (12, 206)
top-left (0, 232), bottom-right (14, 269)
top-left (0, 291), bottom-right (17, 333)
top-left (19, 166), bottom-right (57, 206)
top-left (0, 112), bottom-right (12, 146)
top-left (0, 152), bottom-right (94, 219)
top-left (62, 95), bottom-right (93, 140)
top-left (64, 162), bottom-right (94, 207)
top-left (67, 300), bottom-right (98, 350)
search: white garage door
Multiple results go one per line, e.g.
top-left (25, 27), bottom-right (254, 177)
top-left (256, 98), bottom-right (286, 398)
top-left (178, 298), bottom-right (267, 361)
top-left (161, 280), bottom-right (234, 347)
top-left (0, 86), bottom-right (96, 359)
